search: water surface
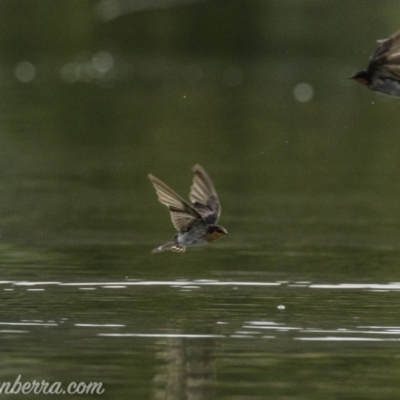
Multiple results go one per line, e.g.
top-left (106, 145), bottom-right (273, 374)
top-left (1, 1), bottom-right (400, 399)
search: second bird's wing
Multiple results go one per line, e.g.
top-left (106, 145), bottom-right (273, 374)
top-left (370, 31), bottom-right (400, 69)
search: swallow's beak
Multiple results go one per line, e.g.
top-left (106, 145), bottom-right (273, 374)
top-left (350, 70), bottom-right (371, 87)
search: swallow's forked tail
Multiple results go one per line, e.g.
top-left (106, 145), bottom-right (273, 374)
top-left (151, 240), bottom-right (186, 254)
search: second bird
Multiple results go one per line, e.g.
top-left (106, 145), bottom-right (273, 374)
top-left (148, 164), bottom-right (228, 253)
top-left (352, 30), bottom-right (400, 97)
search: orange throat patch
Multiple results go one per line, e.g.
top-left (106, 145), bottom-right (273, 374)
top-left (352, 75), bottom-right (371, 88)
top-left (206, 231), bottom-right (226, 243)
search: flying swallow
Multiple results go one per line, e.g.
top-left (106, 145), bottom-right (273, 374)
top-left (148, 164), bottom-right (228, 253)
top-left (352, 30), bottom-right (400, 96)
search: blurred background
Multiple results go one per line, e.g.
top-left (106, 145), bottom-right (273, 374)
top-left (1, 0), bottom-right (400, 251)
top-left (2, 1), bottom-right (400, 399)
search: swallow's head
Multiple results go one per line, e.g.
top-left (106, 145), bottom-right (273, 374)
top-left (206, 225), bottom-right (229, 243)
top-left (350, 70), bottom-right (372, 88)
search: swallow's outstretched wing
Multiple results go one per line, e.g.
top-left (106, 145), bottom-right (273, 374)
top-left (369, 30), bottom-right (400, 78)
top-left (189, 164), bottom-right (221, 225)
top-left (148, 174), bottom-right (203, 232)
top-left (370, 30), bottom-right (400, 62)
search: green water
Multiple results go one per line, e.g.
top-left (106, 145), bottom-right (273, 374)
top-left (1, 0), bottom-right (400, 399)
